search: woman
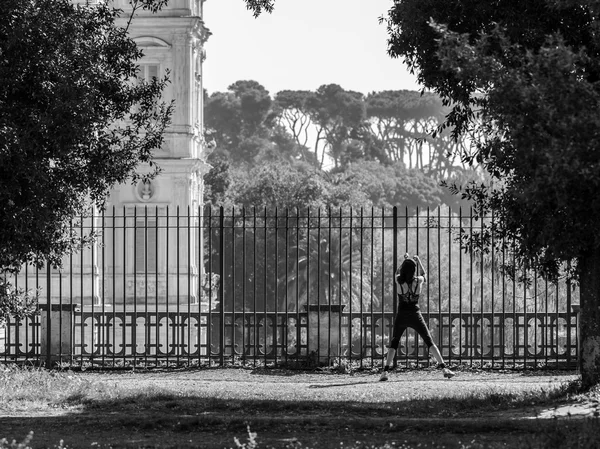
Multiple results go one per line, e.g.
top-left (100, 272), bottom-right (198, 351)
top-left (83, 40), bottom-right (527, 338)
top-left (380, 254), bottom-right (455, 381)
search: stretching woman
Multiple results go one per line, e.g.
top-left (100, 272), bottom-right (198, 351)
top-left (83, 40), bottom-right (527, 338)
top-left (380, 254), bottom-right (455, 381)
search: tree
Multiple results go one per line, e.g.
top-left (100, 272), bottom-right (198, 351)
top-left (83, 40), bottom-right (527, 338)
top-left (274, 90), bottom-right (321, 164)
top-left (0, 0), bottom-right (172, 321)
top-left (244, 0), bottom-right (274, 17)
top-left (205, 80), bottom-right (305, 165)
top-left (385, 0), bottom-right (600, 387)
top-left (310, 84), bottom-right (366, 169)
top-left (337, 161), bottom-right (445, 210)
top-left (365, 90), bottom-right (479, 178)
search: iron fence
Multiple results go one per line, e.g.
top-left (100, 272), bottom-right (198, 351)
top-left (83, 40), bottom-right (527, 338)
top-left (0, 206), bottom-right (580, 369)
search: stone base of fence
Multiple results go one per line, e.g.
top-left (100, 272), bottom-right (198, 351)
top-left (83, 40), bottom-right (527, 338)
top-left (40, 303), bottom-right (80, 365)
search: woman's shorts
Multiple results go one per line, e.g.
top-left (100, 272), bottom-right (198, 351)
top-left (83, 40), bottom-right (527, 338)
top-left (389, 306), bottom-right (434, 349)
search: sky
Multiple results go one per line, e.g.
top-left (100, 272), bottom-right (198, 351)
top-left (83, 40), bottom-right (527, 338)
top-left (202, 0), bottom-right (422, 96)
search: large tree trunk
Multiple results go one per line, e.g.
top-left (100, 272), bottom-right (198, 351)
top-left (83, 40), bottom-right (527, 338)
top-left (577, 250), bottom-right (600, 389)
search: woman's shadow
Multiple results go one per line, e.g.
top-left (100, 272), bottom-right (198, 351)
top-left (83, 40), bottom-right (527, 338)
top-left (308, 380), bottom-right (376, 388)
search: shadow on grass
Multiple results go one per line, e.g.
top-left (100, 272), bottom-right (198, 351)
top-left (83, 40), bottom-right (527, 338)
top-left (1, 393), bottom-right (600, 449)
top-left (0, 380), bottom-right (598, 449)
top-left (0, 367), bottom-right (593, 448)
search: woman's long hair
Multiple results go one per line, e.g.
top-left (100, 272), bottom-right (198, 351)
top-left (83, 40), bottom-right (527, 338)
top-left (398, 258), bottom-right (416, 285)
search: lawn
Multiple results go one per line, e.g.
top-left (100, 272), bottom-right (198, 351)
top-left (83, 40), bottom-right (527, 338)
top-left (0, 365), bottom-right (598, 448)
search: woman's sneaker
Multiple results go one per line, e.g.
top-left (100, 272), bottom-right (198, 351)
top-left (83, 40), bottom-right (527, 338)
top-left (443, 368), bottom-right (455, 378)
top-left (379, 368), bottom-right (390, 381)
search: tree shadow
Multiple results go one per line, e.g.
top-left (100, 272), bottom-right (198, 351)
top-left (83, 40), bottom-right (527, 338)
top-left (0, 371), bottom-right (589, 449)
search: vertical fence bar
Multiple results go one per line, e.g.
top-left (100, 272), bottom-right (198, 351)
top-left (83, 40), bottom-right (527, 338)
top-left (534, 266), bottom-right (538, 367)
top-left (122, 207), bottom-right (126, 366)
top-left (199, 205), bottom-right (206, 366)
top-left (328, 207), bottom-right (333, 362)
top-left (275, 207), bottom-right (279, 364)
top-left (417, 206), bottom-right (423, 365)
top-left (338, 206), bottom-right (343, 364)
top-left (306, 208), bottom-right (311, 360)
top-left (274, 206), bottom-right (279, 364)
top-left (33, 264), bottom-right (37, 363)
top-left (469, 207), bottom-right (474, 367)
top-left (187, 206), bottom-right (191, 365)
top-left (501, 229), bottom-right (506, 368)
top-left (316, 208), bottom-right (321, 364)
top-left (133, 207), bottom-right (137, 364)
top-left (554, 278), bottom-right (559, 367)
top-left (370, 207), bottom-right (375, 367)
top-left (284, 208), bottom-right (289, 365)
top-left (523, 264), bottom-right (528, 367)
top-left (207, 207), bottom-right (213, 367)
top-left (512, 242), bottom-right (517, 368)
top-left (263, 207), bottom-right (268, 366)
top-left (544, 277), bottom-right (549, 366)
top-left (231, 207), bottom-right (236, 364)
top-left (91, 207), bottom-right (96, 365)
top-left (295, 207), bottom-right (300, 364)
top-left (145, 206), bottom-right (149, 367)
top-left (392, 207), bottom-right (398, 366)
top-left (219, 206), bottom-right (225, 366)
top-left (242, 207), bottom-right (247, 364)
top-left (45, 263), bottom-right (51, 367)
top-left (176, 206), bottom-right (181, 365)
top-left (360, 207), bottom-right (364, 368)
top-left (155, 207), bottom-right (159, 364)
top-left (491, 208), bottom-right (495, 366)
top-left (480, 211), bottom-right (484, 366)
top-left (427, 207), bottom-right (431, 367)
top-left (437, 207), bottom-right (442, 364)
top-left (101, 208), bottom-right (105, 366)
top-left (554, 278), bottom-right (558, 367)
top-left (349, 208), bottom-right (354, 366)
top-left (448, 206), bottom-right (452, 364)
top-left (458, 207), bottom-right (463, 365)
top-left (380, 208), bottom-right (385, 366)
top-left (166, 206), bottom-right (170, 366)
top-left (566, 264), bottom-right (572, 368)
top-left (252, 207), bottom-right (257, 367)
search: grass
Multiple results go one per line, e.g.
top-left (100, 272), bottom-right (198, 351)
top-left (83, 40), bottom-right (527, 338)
top-left (0, 364), bottom-right (117, 412)
top-left (0, 365), bottom-right (581, 417)
top-left (0, 365), bottom-right (599, 448)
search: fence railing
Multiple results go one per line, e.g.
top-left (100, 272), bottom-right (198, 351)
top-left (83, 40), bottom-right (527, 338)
top-left (1, 206), bottom-right (580, 369)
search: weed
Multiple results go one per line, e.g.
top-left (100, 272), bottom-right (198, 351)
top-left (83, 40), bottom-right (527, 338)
top-left (0, 432), bottom-right (66, 449)
top-left (232, 425), bottom-right (259, 449)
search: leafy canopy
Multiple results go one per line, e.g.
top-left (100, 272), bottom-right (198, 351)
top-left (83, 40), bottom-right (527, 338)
top-left (0, 0), bottom-right (172, 274)
top-left (385, 0), bottom-right (600, 278)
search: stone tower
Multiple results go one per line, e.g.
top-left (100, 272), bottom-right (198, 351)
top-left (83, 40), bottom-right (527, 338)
top-left (108, 0), bottom-right (211, 212)
top-left (56, 0), bottom-right (213, 307)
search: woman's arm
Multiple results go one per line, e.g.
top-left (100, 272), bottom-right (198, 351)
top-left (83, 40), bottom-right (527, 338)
top-left (414, 255), bottom-right (427, 282)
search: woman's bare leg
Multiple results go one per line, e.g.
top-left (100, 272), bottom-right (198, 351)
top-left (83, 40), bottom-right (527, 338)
top-left (379, 348), bottom-right (397, 381)
top-left (429, 344), bottom-right (455, 378)
top-left (429, 344), bottom-right (444, 365)
top-left (384, 348), bottom-right (396, 368)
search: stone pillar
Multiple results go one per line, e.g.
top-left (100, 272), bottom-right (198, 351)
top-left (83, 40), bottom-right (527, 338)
top-left (40, 303), bottom-right (80, 365)
top-left (305, 304), bottom-right (346, 364)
